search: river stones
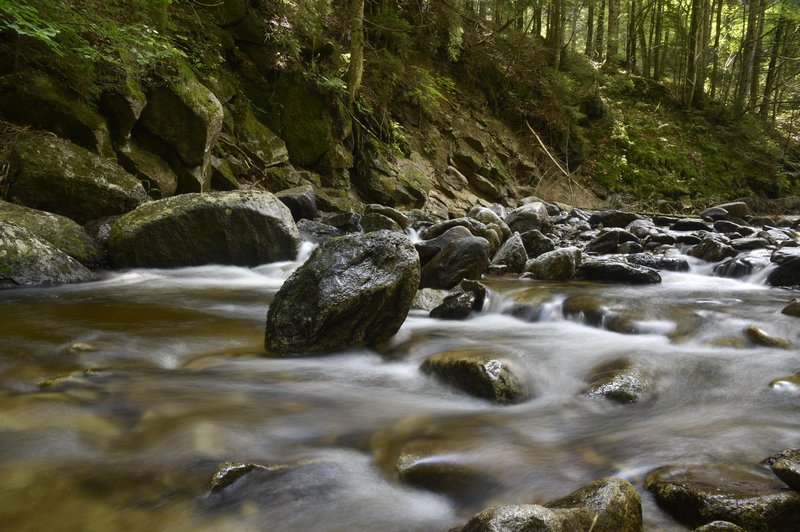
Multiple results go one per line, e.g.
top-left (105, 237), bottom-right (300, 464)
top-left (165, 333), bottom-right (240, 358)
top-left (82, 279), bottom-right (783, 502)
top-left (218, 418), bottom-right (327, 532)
top-left (688, 237), bottom-right (737, 262)
top-left (625, 253), bottom-right (690, 272)
top-left (672, 218), bottom-right (713, 231)
top-left (460, 476), bottom-right (643, 532)
top-left (207, 461), bottom-right (289, 494)
top-left (429, 281), bottom-right (486, 320)
top-left (420, 347), bottom-right (529, 404)
top-left (505, 202), bottom-right (551, 234)
top-left (524, 246), bottom-right (582, 281)
top-left (588, 209), bottom-right (642, 228)
top-left (645, 463), bottom-right (800, 530)
top-left (583, 358), bottom-right (651, 404)
top-left (562, 295), bottom-right (606, 326)
top-left (781, 299), bottom-right (800, 318)
top-left (577, 259), bottom-right (662, 284)
top-left (415, 226), bottom-right (473, 265)
top-left (713, 250), bottom-right (771, 279)
top-left (762, 449), bottom-right (800, 490)
top-left (0, 221), bottom-right (95, 287)
top-left (0, 200), bottom-right (102, 266)
top-left (520, 229), bottom-right (555, 258)
top-left (468, 205), bottom-right (511, 240)
top-left (584, 228), bottom-right (639, 255)
top-left (767, 248), bottom-right (800, 286)
top-left (412, 288), bottom-right (449, 312)
top-left (7, 136), bottom-right (148, 224)
top-left (419, 236), bottom-right (490, 289)
top-left (693, 521), bottom-right (746, 531)
top-left (489, 232), bottom-right (527, 274)
top-left (364, 203), bottom-right (409, 229)
top-left (275, 185), bottom-right (317, 222)
top-left (109, 190), bottom-right (300, 268)
top-left (361, 211), bottom-right (403, 233)
top-left (296, 218), bottom-right (345, 244)
top-left (714, 201), bottom-right (750, 219)
top-left (744, 326), bottom-right (792, 349)
top-left (769, 371), bottom-right (800, 392)
top-left (423, 217), bottom-right (501, 254)
top-left (265, 230), bottom-right (419, 355)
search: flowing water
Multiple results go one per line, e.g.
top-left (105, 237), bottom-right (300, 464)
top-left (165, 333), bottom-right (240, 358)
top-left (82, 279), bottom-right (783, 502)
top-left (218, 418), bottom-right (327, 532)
top-left (1, 249), bottom-right (799, 531)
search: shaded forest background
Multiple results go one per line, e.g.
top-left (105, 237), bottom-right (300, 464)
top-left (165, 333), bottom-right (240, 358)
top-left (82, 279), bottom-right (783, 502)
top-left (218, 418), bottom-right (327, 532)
top-left (2, 0), bottom-right (800, 208)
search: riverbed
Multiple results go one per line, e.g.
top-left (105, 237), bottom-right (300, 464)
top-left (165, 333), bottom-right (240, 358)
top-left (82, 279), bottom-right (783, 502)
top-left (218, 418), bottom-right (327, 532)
top-left (0, 251), bottom-right (798, 531)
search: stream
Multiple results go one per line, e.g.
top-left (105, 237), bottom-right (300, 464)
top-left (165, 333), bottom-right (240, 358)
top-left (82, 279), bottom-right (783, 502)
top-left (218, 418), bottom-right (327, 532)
top-left (1, 248), bottom-right (798, 531)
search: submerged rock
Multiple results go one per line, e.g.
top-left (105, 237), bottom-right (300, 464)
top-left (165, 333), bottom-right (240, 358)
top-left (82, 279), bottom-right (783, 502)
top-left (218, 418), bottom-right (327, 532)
top-left (0, 221), bottom-right (94, 287)
top-left (744, 326), bottom-right (792, 349)
top-left (645, 463), bottom-right (800, 530)
top-left (8, 136), bottom-right (147, 224)
top-left (461, 476), bottom-right (642, 532)
top-left (207, 461), bottom-right (288, 494)
top-left (265, 230), bottom-right (419, 355)
top-left (420, 347), bottom-right (529, 404)
top-left (583, 358), bottom-right (651, 404)
top-left (781, 299), bottom-right (800, 318)
top-left (109, 190), bottom-right (299, 268)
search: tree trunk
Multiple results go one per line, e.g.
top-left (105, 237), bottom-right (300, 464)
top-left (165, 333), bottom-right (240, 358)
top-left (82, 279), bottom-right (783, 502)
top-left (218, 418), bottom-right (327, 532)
top-left (760, 16), bottom-right (786, 119)
top-left (585, 0), bottom-right (595, 57)
top-left (346, 0), bottom-right (365, 107)
top-left (734, 0), bottom-right (758, 115)
top-left (638, 5), bottom-right (650, 78)
top-left (595, 0), bottom-right (606, 60)
top-left (545, 0), bottom-right (563, 69)
top-left (686, 0), bottom-right (703, 107)
top-left (605, 0), bottom-right (619, 69)
top-left (534, 1), bottom-right (543, 36)
top-left (691, 0), bottom-right (710, 107)
top-left (653, 0), bottom-right (663, 79)
top-left (748, 0), bottom-right (766, 110)
top-left (627, 0), bottom-right (637, 73)
top-left (709, 0), bottom-right (723, 99)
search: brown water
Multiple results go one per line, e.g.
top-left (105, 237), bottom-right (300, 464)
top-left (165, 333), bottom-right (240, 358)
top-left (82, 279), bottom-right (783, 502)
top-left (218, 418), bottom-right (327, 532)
top-left (1, 255), bottom-right (798, 531)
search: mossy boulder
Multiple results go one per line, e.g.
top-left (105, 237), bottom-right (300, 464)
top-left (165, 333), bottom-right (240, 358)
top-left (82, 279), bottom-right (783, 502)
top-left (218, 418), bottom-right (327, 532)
top-left (139, 66), bottom-right (224, 190)
top-left (100, 78), bottom-right (147, 144)
top-left (8, 136), bottom-right (147, 224)
top-left (646, 463), bottom-right (800, 530)
top-left (0, 221), bottom-right (94, 287)
top-left (108, 190), bottom-right (299, 268)
top-left (461, 476), bottom-right (643, 532)
top-left (265, 230), bottom-right (419, 355)
top-left (115, 140), bottom-right (178, 198)
top-left (420, 347), bottom-right (530, 404)
top-left (232, 103), bottom-right (289, 169)
top-left (354, 156), bottom-right (432, 208)
top-left (0, 72), bottom-right (114, 158)
top-left (0, 200), bottom-right (102, 266)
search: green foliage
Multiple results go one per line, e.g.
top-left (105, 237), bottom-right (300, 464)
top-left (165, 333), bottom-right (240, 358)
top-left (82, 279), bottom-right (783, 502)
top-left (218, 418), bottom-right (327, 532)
top-left (0, 0), bottom-right (64, 54)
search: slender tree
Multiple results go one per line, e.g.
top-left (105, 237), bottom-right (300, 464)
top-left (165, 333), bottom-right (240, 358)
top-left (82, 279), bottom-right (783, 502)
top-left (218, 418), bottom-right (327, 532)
top-left (346, 0), bottom-right (365, 106)
top-left (606, 0), bottom-right (619, 68)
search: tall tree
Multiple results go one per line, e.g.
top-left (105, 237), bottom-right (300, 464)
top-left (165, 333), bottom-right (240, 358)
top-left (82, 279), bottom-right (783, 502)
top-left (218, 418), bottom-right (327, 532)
top-left (595, 0), bottom-right (606, 60)
top-left (734, 0), bottom-right (759, 114)
top-left (748, 0), bottom-right (766, 110)
top-left (585, 0), bottom-right (596, 57)
top-left (761, 14), bottom-right (787, 118)
top-left (605, 0), bottom-right (619, 68)
top-left (709, 0), bottom-right (724, 99)
top-left (346, 0), bottom-right (365, 106)
top-left (545, 0), bottom-right (564, 69)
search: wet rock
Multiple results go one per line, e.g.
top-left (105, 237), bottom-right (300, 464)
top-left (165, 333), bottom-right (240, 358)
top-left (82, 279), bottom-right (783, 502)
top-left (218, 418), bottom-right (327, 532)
top-left (688, 238), bottom-right (737, 262)
top-left (693, 521), bottom-right (747, 531)
top-left (577, 260), bottom-right (662, 284)
top-left (524, 247), bottom-right (581, 281)
top-left (713, 219), bottom-right (748, 234)
top-left (626, 253), bottom-right (690, 272)
top-left (461, 476), bottom-right (642, 532)
top-left (0, 221), bottom-right (95, 287)
top-left (762, 449), bottom-right (800, 490)
top-left (361, 212), bottom-right (403, 233)
top-left (490, 232), bottom-right (527, 274)
top-left (505, 202), bottom-right (551, 234)
top-left (618, 241), bottom-right (645, 254)
top-left (8, 136), bottom-right (147, 224)
top-left (319, 211), bottom-right (362, 233)
top-left (468, 206), bottom-right (511, 241)
top-left (645, 231), bottom-right (678, 246)
top-left (207, 461), bottom-right (288, 494)
top-left (583, 358), bottom-right (651, 404)
top-left (420, 237), bottom-right (490, 289)
top-left (0, 200), bottom-right (102, 266)
top-left (396, 440), bottom-right (504, 502)
top-left (420, 347), bottom-right (529, 404)
top-left (672, 218), bottom-right (713, 231)
top-left (585, 228), bottom-right (639, 255)
top-left (730, 237), bottom-right (769, 250)
top-left (265, 230), bottom-right (419, 355)
top-left (430, 291), bottom-right (477, 320)
top-left (781, 299), bottom-right (800, 318)
top-left (276, 185), bottom-right (317, 222)
top-left (520, 229), bottom-right (555, 258)
top-left (654, 215), bottom-right (680, 226)
top-left (109, 191), bottom-right (300, 268)
top-left (562, 295), bottom-right (606, 327)
top-left (412, 288), bottom-right (449, 312)
top-left (415, 226), bottom-right (474, 265)
top-left (769, 372), bottom-right (800, 393)
top-left (645, 463), bottom-right (800, 530)
top-left (296, 218), bottom-right (344, 244)
top-left (588, 210), bottom-right (642, 228)
top-left (702, 207), bottom-right (732, 221)
top-left (766, 258), bottom-right (800, 287)
top-left (713, 250), bottom-right (771, 279)
top-left (423, 217), bottom-right (501, 254)
top-left (364, 204), bottom-right (409, 230)
top-left (744, 326), bottom-right (792, 349)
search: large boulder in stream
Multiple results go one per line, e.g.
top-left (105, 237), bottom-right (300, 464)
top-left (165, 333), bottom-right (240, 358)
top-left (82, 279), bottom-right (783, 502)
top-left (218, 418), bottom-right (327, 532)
top-left (646, 463), bottom-right (800, 530)
top-left (0, 221), bottom-right (94, 287)
top-left (0, 200), bottom-right (102, 266)
top-left (577, 260), bottom-right (662, 284)
top-left (524, 247), bottom-right (582, 281)
top-left (265, 230), bottom-right (419, 355)
top-left (7, 136), bottom-right (147, 224)
top-left (419, 236), bottom-right (490, 289)
top-left (108, 190), bottom-right (300, 268)
top-left (461, 476), bottom-right (642, 532)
